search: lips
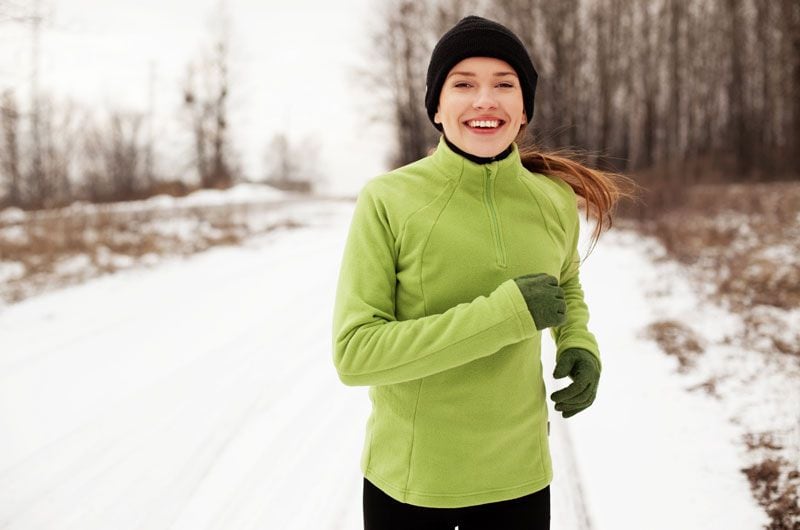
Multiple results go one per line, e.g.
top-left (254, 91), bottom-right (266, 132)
top-left (464, 118), bottom-right (505, 129)
top-left (464, 118), bottom-right (506, 134)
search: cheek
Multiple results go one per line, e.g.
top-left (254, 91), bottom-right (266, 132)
top-left (439, 93), bottom-right (470, 120)
top-left (503, 93), bottom-right (525, 116)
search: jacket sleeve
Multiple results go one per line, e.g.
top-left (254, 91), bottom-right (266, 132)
top-left (332, 184), bottom-right (537, 387)
top-left (549, 204), bottom-right (602, 370)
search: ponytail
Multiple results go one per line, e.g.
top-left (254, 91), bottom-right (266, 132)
top-left (517, 137), bottom-right (638, 252)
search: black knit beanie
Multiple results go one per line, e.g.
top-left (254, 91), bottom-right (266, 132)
top-left (425, 15), bottom-right (538, 132)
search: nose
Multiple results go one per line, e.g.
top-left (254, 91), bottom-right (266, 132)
top-left (472, 86), bottom-right (498, 110)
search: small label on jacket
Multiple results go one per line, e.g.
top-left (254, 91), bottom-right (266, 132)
top-left (547, 421), bottom-right (550, 436)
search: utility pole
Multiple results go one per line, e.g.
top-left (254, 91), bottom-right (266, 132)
top-left (145, 59), bottom-right (156, 189)
top-left (30, 0), bottom-right (43, 207)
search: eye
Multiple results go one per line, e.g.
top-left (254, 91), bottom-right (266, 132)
top-left (453, 82), bottom-right (472, 88)
top-left (497, 82), bottom-right (515, 88)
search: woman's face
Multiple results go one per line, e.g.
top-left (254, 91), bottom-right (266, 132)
top-left (434, 56), bottom-right (526, 158)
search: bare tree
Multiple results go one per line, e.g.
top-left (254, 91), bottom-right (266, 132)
top-left (724, 0), bottom-right (752, 173)
top-left (0, 90), bottom-right (22, 207)
top-left (108, 112), bottom-right (144, 200)
top-left (81, 110), bottom-right (146, 202)
top-left (371, 0), bottom-right (437, 167)
top-left (492, 0), bottom-right (586, 148)
top-left (263, 133), bottom-right (321, 193)
top-left (779, 0), bottom-right (800, 173)
top-left (38, 95), bottom-right (78, 207)
top-left (359, 0), bottom-right (479, 168)
top-left (366, 0), bottom-right (799, 184)
top-left (632, 0), bottom-right (658, 169)
top-left (143, 60), bottom-right (158, 191)
top-left (181, 2), bottom-right (235, 189)
top-left (25, 0), bottom-right (45, 208)
top-left (665, 0), bottom-right (683, 172)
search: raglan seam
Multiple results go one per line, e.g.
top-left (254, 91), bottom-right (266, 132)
top-left (520, 172), bottom-right (581, 280)
top-left (551, 178), bottom-right (582, 281)
top-left (517, 172), bottom-right (560, 249)
top-left (542, 176), bottom-right (581, 279)
top-left (538, 174), bottom-right (572, 234)
top-left (430, 145), bottom-right (464, 181)
top-left (395, 165), bottom-right (453, 260)
top-left (360, 181), bottom-right (402, 267)
top-left (419, 170), bottom-right (461, 317)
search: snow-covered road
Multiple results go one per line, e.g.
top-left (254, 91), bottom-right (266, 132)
top-left (0, 201), bottom-right (767, 529)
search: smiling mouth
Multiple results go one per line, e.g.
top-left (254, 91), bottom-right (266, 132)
top-left (464, 119), bottom-right (505, 129)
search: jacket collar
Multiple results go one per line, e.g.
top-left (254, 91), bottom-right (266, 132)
top-left (443, 135), bottom-right (514, 164)
top-left (430, 135), bottom-right (522, 181)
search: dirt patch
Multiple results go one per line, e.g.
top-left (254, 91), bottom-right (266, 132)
top-left (643, 319), bottom-right (705, 373)
top-left (741, 455), bottom-right (800, 530)
top-left (685, 376), bottom-right (723, 399)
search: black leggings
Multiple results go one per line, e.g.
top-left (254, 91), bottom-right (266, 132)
top-left (362, 477), bottom-right (550, 530)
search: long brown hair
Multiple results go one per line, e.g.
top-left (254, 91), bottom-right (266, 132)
top-left (516, 127), bottom-right (638, 252)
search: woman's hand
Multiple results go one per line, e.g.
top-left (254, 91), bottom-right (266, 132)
top-left (513, 273), bottom-right (566, 330)
top-left (550, 348), bottom-right (601, 418)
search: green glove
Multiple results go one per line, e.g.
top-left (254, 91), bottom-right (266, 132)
top-left (513, 273), bottom-right (566, 330)
top-left (550, 348), bottom-right (601, 418)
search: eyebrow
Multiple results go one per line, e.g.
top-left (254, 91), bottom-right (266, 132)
top-left (446, 71), bottom-right (518, 79)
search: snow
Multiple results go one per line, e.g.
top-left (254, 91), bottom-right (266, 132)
top-left (0, 207), bottom-right (25, 224)
top-left (55, 254), bottom-right (94, 276)
top-left (0, 261), bottom-right (25, 283)
top-left (178, 184), bottom-right (290, 206)
top-left (552, 228), bottom-right (770, 529)
top-left (104, 182), bottom-right (293, 214)
top-left (0, 199), bottom-right (775, 528)
top-left (0, 224), bottom-right (27, 244)
top-left (0, 183), bottom-right (293, 224)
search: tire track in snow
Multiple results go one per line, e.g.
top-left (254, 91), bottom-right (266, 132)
top-left (0, 227), bottom-right (326, 470)
top-left (0, 217), bottom-right (349, 529)
top-left (0, 258), bottom-right (322, 528)
top-left (0, 225), bottom-right (336, 469)
top-left (549, 415), bottom-right (594, 530)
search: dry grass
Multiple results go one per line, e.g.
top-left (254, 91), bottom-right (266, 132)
top-left (643, 319), bottom-right (705, 373)
top-left (684, 376), bottom-right (724, 399)
top-left (640, 182), bottom-right (800, 313)
top-left (625, 180), bottom-right (800, 529)
top-left (741, 456), bottom-right (800, 530)
top-left (0, 203), bottom-right (304, 303)
top-left (625, 181), bottom-right (800, 357)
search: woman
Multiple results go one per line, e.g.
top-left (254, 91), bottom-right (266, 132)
top-left (332, 15), bottom-right (630, 530)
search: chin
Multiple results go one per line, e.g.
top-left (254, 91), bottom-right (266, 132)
top-left (464, 141), bottom-right (509, 158)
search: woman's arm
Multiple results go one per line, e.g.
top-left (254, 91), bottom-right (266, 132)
top-left (332, 184), bottom-right (536, 387)
top-left (549, 208), bottom-right (602, 370)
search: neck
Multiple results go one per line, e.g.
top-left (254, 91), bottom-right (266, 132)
top-left (443, 135), bottom-right (514, 165)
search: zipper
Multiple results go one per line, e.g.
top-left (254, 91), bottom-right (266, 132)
top-left (484, 165), bottom-right (507, 267)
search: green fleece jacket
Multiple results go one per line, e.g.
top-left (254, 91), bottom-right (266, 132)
top-left (331, 136), bottom-right (600, 508)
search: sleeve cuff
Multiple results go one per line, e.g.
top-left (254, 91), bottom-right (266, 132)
top-left (556, 345), bottom-right (602, 372)
top-left (498, 278), bottom-right (537, 337)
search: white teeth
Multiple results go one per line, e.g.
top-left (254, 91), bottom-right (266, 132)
top-left (468, 120), bottom-right (500, 128)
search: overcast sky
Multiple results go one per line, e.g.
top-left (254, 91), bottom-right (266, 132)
top-left (0, 0), bottom-right (395, 196)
